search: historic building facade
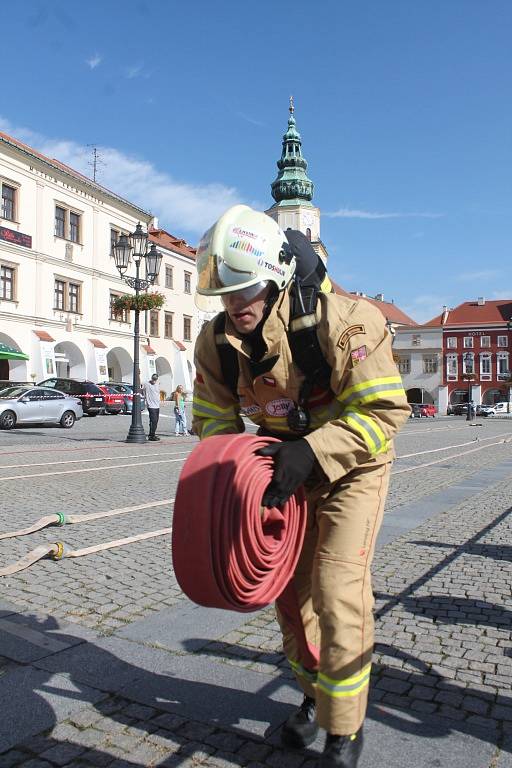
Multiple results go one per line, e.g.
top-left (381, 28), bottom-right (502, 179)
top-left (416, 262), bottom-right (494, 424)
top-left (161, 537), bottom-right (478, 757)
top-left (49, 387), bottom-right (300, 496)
top-left (0, 131), bottom-right (198, 393)
top-left (394, 299), bottom-right (512, 412)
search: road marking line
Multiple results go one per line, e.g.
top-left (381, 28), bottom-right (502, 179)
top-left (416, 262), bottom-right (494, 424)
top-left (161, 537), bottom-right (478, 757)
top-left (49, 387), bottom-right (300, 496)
top-left (397, 432), bottom-right (512, 459)
top-left (0, 458), bottom-right (189, 482)
top-left (393, 438), bottom-right (512, 474)
top-left (0, 450), bottom-right (190, 471)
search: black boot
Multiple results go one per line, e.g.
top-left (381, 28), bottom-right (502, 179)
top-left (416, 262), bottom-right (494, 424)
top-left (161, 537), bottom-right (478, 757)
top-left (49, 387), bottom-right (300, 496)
top-left (281, 695), bottom-right (319, 749)
top-left (319, 728), bottom-right (363, 767)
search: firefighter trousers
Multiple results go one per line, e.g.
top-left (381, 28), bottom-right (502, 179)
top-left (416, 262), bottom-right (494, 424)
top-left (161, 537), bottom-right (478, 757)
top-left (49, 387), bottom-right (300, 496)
top-left (275, 461), bottom-right (390, 736)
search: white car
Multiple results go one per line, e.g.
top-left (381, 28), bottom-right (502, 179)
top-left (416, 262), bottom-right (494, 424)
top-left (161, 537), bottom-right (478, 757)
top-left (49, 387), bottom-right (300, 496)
top-left (481, 402), bottom-right (510, 417)
top-left (0, 385), bottom-right (83, 430)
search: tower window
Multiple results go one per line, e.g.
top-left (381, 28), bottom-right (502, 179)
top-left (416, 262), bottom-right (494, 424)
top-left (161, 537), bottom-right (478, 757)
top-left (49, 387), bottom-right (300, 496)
top-left (306, 228), bottom-right (311, 241)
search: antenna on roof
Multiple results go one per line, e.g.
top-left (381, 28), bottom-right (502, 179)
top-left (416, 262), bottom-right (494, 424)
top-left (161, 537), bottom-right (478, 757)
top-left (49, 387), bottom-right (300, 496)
top-left (86, 145), bottom-right (105, 182)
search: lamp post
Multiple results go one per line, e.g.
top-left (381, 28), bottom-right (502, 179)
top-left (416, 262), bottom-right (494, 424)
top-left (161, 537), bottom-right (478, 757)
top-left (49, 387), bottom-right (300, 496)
top-left (463, 351), bottom-right (473, 422)
top-left (113, 223), bottom-right (162, 443)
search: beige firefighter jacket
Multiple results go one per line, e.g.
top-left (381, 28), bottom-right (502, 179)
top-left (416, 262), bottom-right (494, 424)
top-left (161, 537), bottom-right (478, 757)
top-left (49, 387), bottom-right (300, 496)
top-left (192, 288), bottom-right (411, 483)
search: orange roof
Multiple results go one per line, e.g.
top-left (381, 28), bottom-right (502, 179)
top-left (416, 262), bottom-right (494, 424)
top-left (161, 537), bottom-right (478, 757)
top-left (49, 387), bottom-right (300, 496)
top-left (332, 283), bottom-right (417, 326)
top-left (424, 300), bottom-right (512, 328)
top-left (149, 228), bottom-right (196, 261)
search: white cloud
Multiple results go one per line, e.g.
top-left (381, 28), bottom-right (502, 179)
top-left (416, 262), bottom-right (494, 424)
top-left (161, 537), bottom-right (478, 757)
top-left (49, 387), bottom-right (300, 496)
top-left (126, 63), bottom-right (143, 79)
top-left (457, 269), bottom-right (500, 282)
top-left (86, 54), bottom-right (102, 70)
top-left (324, 208), bottom-right (444, 220)
top-left (0, 117), bottom-right (245, 237)
top-left (236, 112), bottom-right (265, 127)
top-left (401, 294), bottom-right (450, 324)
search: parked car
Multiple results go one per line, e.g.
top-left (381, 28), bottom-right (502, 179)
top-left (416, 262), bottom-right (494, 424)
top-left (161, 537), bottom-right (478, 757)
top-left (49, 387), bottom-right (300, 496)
top-left (38, 378), bottom-right (105, 416)
top-left (409, 403), bottom-right (436, 418)
top-left (97, 385), bottom-right (125, 414)
top-left (98, 382), bottom-right (146, 414)
top-left (481, 402), bottom-right (510, 417)
top-left (0, 385), bottom-right (83, 430)
top-left (449, 403), bottom-right (468, 416)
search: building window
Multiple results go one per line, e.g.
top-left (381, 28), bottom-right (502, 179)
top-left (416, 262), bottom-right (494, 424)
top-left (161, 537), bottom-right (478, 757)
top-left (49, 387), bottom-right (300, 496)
top-left (498, 335), bottom-right (508, 347)
top-left (1, 184), bottom-right (16, 221)
top-left (447, 354), bottom-right (458, 381)
top-left (69, 212), bottom-right (80, 243)
top-left (463, 337), bottom-right (473, 348)
top-left (54, 277), bottom-right (81, 313)
top-left (447, 337), bottom-right (457, 349)
top-left (0, 264), bottom-right (15, 300)
top-left (109, 293), bottom-right (129, 323)
top-left (165, 265), bottom-right (173, 289)
top-left (54, 279), bottom-right (65, 310)
top-left (412, 334), bottom-right (421, 346)
top-left (497, 352), bottom-right (509, 379)
top-left (68, 282), bottom-right (80, 313)
top-left (54, 205), bottom-right (82, 243)
top-left (423, 355), bottom-right (438, 374)
top-left (150, 310), bottom-right (159, 337)
top-left (480, 353), bottom-right (492, 380)
top-left (306, 227), bottom-right (312, 241)
top-left (183, 315), bottom-right (192, 342)
top-left (55, 207), bottom-right (66, 238)
top-left (184, 271), bottom-right (191, 294)
top-left (164, 312), bottom-right (173, 339)
top-left (462, 352), bottom-right (475, 375)
top-left (397, 357), bottom-right (410, 375)
top-left (480, 336), bottom-right (490, 348)
top-left (110, 228), bottom-right (119, 255)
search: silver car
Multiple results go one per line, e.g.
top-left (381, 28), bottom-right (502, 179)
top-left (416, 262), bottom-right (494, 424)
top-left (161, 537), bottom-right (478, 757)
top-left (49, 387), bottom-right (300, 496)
top-left (0, 386), bottom-right (83, 430)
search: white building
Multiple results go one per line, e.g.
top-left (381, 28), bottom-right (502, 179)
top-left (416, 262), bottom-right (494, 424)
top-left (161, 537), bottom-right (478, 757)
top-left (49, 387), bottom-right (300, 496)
top-left (0, 130), bottom-right (198, 394)
top-left (393, 325), bottom-right (445, 410)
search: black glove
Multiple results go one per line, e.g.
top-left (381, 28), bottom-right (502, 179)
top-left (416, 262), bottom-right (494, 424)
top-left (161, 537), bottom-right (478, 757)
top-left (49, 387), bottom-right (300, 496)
top-left (257, 439), bottom-right (315, 508)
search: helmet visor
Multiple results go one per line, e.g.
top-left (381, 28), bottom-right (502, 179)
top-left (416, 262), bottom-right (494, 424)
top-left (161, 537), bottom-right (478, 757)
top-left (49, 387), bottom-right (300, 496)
top-left (197, 253), bottom-right (257, 294)
top-left (220, 281), bottom-right (269, 306)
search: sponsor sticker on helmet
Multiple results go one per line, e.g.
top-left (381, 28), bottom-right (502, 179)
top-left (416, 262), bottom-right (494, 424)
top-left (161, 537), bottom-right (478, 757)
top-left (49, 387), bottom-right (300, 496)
top-left (266, 398), bottom-right (295, 417)
top-left (257, 259), bottom-right (285, 277)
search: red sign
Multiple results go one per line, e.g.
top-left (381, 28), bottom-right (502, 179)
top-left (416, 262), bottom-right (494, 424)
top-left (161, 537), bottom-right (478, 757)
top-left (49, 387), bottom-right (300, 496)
top-left (0, 226), bottom-right (32, 248)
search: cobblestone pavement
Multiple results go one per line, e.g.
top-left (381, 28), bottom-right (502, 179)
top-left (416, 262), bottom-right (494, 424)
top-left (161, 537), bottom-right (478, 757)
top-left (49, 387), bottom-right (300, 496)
top-left (0, 414), bottom-right (511, 766)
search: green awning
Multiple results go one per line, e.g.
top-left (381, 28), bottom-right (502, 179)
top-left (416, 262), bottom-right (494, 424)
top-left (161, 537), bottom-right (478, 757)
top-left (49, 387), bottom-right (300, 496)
top-left (0, 342), bottom-right (29, 361)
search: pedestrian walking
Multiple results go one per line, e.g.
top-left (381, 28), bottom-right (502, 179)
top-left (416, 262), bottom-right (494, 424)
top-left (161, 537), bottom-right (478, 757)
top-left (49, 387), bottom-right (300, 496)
top-left (191, 205), bottom-right (410, 767)
top-left (173, 385), bottom-right (188, 435)
top-left (142, 373), bottom-right (161, 441)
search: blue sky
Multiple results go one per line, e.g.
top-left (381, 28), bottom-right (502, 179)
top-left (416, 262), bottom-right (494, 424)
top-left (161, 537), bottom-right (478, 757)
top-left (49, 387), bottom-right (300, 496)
top-left (2, 0), bottom-right (511, 322)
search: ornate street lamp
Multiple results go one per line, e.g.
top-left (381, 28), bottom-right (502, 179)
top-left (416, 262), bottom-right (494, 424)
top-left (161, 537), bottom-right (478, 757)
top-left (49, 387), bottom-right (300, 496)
top-left (463, 351), bottom-right (473, 422)
top-left (113, 223), bottom-right (162, 443)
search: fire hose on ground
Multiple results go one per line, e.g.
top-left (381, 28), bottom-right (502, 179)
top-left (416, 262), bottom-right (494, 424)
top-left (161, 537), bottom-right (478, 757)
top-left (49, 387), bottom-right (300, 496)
top-left (172, 433), bottom-right (319, 671)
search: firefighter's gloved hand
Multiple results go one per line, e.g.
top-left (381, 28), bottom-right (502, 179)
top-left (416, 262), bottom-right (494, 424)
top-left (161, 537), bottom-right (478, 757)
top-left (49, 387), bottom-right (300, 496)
top-left (257, 439), bottom-right (315, 508)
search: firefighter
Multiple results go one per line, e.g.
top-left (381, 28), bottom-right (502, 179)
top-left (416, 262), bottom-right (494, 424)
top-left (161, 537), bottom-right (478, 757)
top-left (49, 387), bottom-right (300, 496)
top-left (192, 205), bottom-right (410, 768)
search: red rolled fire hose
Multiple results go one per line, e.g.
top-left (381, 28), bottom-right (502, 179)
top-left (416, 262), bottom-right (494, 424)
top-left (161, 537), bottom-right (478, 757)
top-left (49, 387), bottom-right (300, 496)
top-left (172, 433), bottom-right (319, 670)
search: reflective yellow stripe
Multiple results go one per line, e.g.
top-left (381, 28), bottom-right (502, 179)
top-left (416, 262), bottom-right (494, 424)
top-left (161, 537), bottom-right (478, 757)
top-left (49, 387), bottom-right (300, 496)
top-left (342, 408), bottom-right (389, 455)
top-left (289, 658), bottom-right (318, 683)
top-left (201, 418), bottom-right (239, 438)
top-left (338, 376), bottom-right (403, 405)
top-left (193, 395), bottom-right (238, 419)
top-left (317, 664), bottom-right (371, 698)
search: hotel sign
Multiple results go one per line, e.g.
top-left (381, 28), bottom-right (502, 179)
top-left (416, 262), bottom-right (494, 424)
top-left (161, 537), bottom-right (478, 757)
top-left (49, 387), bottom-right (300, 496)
top-left (0, 226), bottom-right (32, 248)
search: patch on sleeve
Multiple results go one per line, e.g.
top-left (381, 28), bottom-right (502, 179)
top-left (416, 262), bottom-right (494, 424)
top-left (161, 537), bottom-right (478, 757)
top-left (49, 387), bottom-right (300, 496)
top-left (350, 345), bottom-right (367, 366)
top-left (195, 373), bottom-right (204, 384)
top-left (337, 324), bottom-right (365, 350)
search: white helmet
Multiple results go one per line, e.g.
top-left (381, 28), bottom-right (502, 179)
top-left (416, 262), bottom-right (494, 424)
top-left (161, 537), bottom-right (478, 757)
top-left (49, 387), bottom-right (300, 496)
top-left (195, 205), bottom-right (296, 310)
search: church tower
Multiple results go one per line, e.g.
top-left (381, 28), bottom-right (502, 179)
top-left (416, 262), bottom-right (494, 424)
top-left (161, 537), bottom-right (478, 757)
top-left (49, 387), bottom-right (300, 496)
top-left (265, 97), bottom-right (328, 262)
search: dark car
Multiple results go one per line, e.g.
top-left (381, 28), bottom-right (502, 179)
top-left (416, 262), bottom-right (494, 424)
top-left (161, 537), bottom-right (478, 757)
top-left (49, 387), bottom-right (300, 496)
top-left (38, 378), bottom-right (105, 416)
top-left (98, 382), bottom-right (145, 414)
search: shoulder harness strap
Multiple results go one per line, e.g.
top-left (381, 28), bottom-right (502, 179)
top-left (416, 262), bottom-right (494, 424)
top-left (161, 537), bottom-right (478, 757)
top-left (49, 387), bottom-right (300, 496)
top-left (214, 312), bottom-right (239, 398)
top-left (288, 284), bottom-right (332, 394)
